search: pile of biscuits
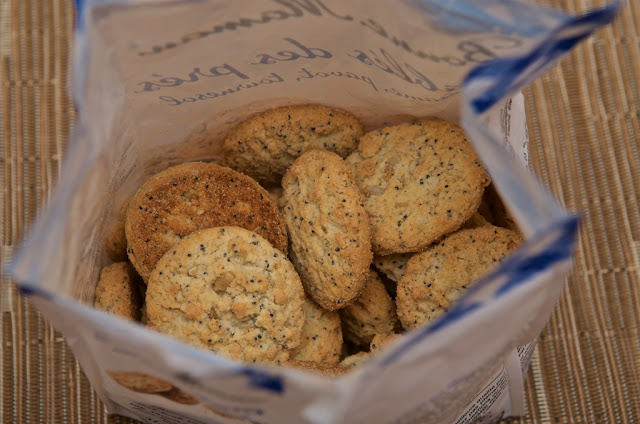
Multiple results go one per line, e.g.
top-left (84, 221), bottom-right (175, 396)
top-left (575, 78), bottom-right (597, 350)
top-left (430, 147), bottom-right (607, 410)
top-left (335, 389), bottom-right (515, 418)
top-left (96, 105), bottom-right (522, 375)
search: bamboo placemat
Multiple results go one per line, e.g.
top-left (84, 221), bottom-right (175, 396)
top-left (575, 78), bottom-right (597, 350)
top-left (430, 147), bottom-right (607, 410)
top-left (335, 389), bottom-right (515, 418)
top-left (1, 0), bottom-right (639, 423)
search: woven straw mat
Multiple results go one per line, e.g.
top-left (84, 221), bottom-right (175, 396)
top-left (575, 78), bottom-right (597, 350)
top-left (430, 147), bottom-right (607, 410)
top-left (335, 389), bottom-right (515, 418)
top-left (1, 0), bottom-right (639, 423)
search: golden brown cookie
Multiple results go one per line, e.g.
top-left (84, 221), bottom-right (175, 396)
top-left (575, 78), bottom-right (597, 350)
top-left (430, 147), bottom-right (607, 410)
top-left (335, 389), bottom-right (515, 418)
top-left (282, 150), bottom-right (372, 311)
top-left (146, 227), bottom-right (305, 364)
top-left (104, 198), bottom-right (131, 262)
top-left (369, 333), bottom-right (400, 352)
top-left (107, 371), bottom-right (172, 393)
top-left (346, 121), bottom-right (490, 255)
top-left (125, 162), bottom-right (288, 282)
top-left (285, 360), bottom-right (354, 377)
top-left (374, 210), bottom-right (487, 284)
top-left (290, 297), bottom-right (342, 364)
top-left (397, 226), bottom-right (522, 329)
top-left (157, 387), bottom-right (200, 405)
top-left (94, 262), bottom-right (143, 321)
top-left (459, 212), bottom-right (490, 230)
top-left (222, 105), bottom-right (363, 186)
top-left (374, 253), bottom-right (412, 284)
top-left (340, 270), bottom-right (399, 347)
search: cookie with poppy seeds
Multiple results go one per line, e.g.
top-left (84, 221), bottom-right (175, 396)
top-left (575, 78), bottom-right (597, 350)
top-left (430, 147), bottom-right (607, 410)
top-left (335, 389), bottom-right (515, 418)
top-left (396, 226), bottom-right (521, 330)
top-left (94, 262), bottom-right (143, 321)
top-left (340, 270), bottom-right (399, 348)
top-left (290, 296), bottom-right (342, 363)
top-left (282, 150), bottom-right (372, 311)
top-left (146, 226), bottom-right (305, 364)
top-left (222, 105), bottom-right (363, 186)
top-left (346, 121), bottom-right (490, 255)
top-left (125, 162), bottom-right (287, 283)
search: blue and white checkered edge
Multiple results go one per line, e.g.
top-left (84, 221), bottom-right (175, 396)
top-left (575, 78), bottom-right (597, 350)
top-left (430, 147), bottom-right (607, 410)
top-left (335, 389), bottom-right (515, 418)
top-left (15, 0), bottom-right (621, 419)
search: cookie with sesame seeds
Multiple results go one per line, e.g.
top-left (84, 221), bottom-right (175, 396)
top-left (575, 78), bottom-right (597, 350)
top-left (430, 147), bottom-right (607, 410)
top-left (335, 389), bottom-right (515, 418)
top-left (125, 162), bottom-right (287, 283)
top-left (222, 105), bottom-right (363, 186)
top-left (94, 262), bottom-right (143, 321)
top-left (282, 150), bottom-right (372, 311)
top-left (146, 226), bottom-right (305, 364)
top-left (345, 120), bottom-right (491, 255)
top-left (340, 270), bottom-right (399, 348)
top-left (290, 296), bottom-right (342, 364)
top-left (396, 226), bottom-right (522, 330)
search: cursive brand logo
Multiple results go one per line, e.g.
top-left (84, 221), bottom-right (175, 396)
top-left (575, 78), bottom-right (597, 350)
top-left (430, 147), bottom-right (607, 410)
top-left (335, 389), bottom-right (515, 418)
top-left (134, 64), bottom-right (249, 93)
top-left (348, 48), bottom-right (458, 93)
top-left (360, 18), bottom-right (523, 67)
top-left (137, 0), bottom-right (352, 57)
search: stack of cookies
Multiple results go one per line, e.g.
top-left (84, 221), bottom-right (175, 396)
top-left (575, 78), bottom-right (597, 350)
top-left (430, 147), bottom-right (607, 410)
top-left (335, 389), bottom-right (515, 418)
top-left (95, 105), bottom-right (522, 374)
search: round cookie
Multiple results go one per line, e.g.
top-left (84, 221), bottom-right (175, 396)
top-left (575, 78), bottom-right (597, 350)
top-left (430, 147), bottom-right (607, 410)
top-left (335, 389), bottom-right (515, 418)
top-left (340, 270), bottom-right (399, 347)
top-left (125, 162), bottom-right (288, 282)
top-left (282, 150), bottom-right (372, 311)
top-left (146, 226), bottom-right (305, 364)
top-left (373, 211), bottom-right (487, 285)
top-left (107, 371), bottom-right (172, 393)
top-left (290, 297), bottom-right (342, 364)
top-left (94, 262), bottom-right (143, 321)
top-left (346, 121), bottom-right (490, 255)
top-left (222, 105), bottom-right (363, 186)
top-left (397, 226), bottom-right (522, 330)
top-left (104, 198), bottom-right (131, 262)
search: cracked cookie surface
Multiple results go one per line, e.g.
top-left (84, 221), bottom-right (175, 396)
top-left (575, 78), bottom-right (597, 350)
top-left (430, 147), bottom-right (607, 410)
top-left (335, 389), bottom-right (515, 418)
top-left (346, 121), bottom-right (490, 255)
top-left (222, 105), bottom-right (363, 186)
top-left (397, 226), bottom-right (521, 330)
top-left (282, 150), bottom-right (372, 311)
top-left (146, 226), bottom-right (305, 363)
top-left (340, 270), bottom-right (399, 347)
